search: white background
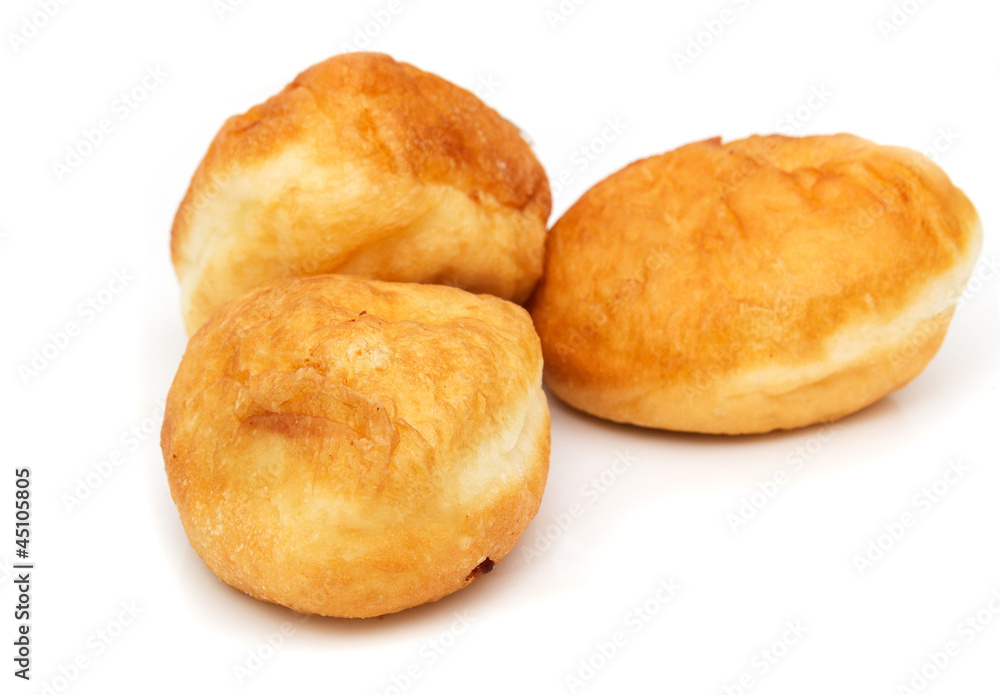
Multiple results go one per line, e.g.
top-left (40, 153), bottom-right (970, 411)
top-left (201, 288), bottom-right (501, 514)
top-left (2, 0), bottom-right (999, 693)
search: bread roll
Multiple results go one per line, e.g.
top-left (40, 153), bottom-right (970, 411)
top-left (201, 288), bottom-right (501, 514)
top-left (172, 52), bottom-right (551, 335)
top-left (161, 275), bottom-right (550, 617)
top-left (529, 134), bottom-right (982, 434)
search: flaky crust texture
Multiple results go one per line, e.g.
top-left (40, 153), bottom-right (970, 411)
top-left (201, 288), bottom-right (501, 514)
top-left (530, 134), bottom-right (982, 434)
top-left (161, 276), bottom-right (550, 617)
top-left (172, 52), bottom-right (552, 335)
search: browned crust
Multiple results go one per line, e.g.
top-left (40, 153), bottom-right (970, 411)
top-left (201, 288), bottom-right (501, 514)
top-left (162, 275), bottom-right (550, 617)
top-left (170, 51), bottom-right (551, 265)
top-left (529, 134), bottom-right (981, 434)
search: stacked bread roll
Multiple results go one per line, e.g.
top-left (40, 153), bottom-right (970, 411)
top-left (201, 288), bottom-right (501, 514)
top-left (164, 53), bottom-right (552, 618)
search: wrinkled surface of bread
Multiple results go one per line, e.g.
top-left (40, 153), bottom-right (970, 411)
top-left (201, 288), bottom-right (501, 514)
top-left (162, 276), bottom-right (550, 617)
top-left (530, 134), bottom-right (982, 434)
top-left (172, 52), bottom-right (551, 335)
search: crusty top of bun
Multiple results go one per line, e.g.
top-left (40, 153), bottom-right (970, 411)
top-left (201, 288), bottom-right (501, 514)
top-left (171, 52), bottom-right (552, 333)
top-left (165, 274), bottom-right (543, 509)
top-left (530, 134), bottom-right (981, 432)
top-left (171, 52), bottom-right (550, 261)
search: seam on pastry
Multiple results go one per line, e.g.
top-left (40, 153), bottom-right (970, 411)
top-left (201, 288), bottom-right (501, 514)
top-left (228, 368), bottom-right (405, 495)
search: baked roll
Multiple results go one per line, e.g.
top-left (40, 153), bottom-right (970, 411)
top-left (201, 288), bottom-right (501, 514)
top-left (161, 275), bottom-right (550, 617)
top-left (172, 52), bottom-right (551, 335)
top-left (529, 134), bottom-right (982, 434)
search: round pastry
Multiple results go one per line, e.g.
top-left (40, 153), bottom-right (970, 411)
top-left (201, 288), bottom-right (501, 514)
top-left (529, 134), bottom-right (982, 435)
top-left (172, 52), bottom-right (551, 335)
top-left (161, 275), bottom-right (550, 617)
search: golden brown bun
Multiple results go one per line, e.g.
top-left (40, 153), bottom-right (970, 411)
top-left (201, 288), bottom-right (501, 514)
top-left (172, 52), bottom-right (551, 335)
top-left (529, 134), bottom-right (982, 434)
top-left (161, 275), bottom-right (550, 617)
